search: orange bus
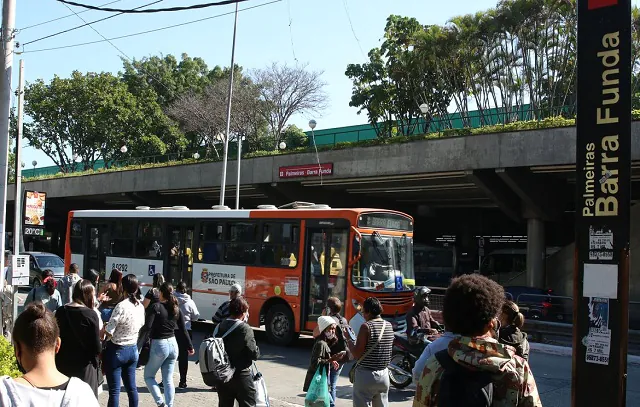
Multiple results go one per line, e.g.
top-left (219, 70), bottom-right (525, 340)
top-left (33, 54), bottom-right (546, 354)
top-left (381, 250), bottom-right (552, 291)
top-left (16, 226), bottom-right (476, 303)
top-left (64, 203), bottom-right (416, 344)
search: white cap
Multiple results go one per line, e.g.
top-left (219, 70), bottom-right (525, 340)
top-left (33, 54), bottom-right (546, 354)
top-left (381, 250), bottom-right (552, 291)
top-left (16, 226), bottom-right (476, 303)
top-left (230, 284), bottom-right (242, 295)
top-left (317, 316), bottom-right (336, 334)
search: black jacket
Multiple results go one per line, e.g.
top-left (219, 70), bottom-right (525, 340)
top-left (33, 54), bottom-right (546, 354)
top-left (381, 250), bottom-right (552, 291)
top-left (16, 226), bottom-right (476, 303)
top-left (216, 319), bottom-right (260, 371)
top-left (498, 325), bottom-right (530, 361)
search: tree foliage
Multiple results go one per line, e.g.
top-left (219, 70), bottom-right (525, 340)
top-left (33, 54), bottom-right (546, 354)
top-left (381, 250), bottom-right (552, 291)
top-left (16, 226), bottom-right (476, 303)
top-left (24, 71), bottom-right (181, 172)
top-left (252, 63), bottom-right (327, 148)
top-left (346, 0), bottom-right (640, 136)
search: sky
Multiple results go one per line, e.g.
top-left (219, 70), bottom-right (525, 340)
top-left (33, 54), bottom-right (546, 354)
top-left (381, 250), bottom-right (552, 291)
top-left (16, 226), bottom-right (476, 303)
top-left (11, 0), bottom-right (555, 167)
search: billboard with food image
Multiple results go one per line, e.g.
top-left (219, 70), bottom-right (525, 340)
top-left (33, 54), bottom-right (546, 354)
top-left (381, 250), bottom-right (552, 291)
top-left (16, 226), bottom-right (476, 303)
top-left (24, 191), bottom-right (46, 227)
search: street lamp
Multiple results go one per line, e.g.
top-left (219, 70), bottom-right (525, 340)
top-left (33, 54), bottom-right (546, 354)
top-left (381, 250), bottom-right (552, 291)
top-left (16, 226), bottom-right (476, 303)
top-left (309, 119), bottom-right (323, 185)
top-left (419, 103), bottom-right (429, 114)
top-left (20, 162), bottom-right (24, 168)
top-left (279, 141), bottom-right (287, 150)
top-left (31, 160), bottom-right (37, 171)
top-left (120, 145), bottom-right (128, 154)
top-left (193, 152), bottom-right (200, 160)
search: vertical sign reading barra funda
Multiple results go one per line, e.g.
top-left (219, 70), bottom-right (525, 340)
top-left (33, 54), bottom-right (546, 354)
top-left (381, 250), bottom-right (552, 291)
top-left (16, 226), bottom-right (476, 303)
top-left (574, 1), bottom-right (631, 406)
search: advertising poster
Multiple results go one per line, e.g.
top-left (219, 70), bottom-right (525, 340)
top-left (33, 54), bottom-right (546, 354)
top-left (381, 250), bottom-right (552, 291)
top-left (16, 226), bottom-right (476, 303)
top-left (23, 191), bottom-right (46, 227)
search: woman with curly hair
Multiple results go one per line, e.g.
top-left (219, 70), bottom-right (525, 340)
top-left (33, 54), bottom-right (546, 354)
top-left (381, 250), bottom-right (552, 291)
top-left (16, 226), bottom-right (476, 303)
top-left (413, 274), bottom-right (542, 407)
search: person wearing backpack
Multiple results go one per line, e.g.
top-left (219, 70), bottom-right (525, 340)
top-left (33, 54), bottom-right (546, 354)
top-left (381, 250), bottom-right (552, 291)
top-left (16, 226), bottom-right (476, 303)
top-left (213, 297), bottom-right (260, 407)
top-left (312, 297), bottom-right (349, 407)
top-left (412, 274), bottom-right (542, 407)
top-left (57, 263), bottom-right (82, 305)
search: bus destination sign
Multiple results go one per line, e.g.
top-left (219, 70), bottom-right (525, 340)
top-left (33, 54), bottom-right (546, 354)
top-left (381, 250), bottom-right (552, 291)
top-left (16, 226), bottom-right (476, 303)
top-left (279, 163), bottom-right (333, 178)
top-left (358, 213), bottom-right (413, 231)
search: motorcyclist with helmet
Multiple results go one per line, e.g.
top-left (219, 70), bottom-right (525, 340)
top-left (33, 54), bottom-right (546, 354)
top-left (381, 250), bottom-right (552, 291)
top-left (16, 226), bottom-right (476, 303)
top-left (406, 286), bottom-right (442, 345)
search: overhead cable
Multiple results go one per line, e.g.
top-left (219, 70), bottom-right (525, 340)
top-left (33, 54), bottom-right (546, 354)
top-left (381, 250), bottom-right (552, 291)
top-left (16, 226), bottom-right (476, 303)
top-left (56, 0), bottom-right (249, 13)
top-left (22, 0), bottom-right (164, 47)
top-left (19, 0), bottom-right (123, 31)
top-left (19, 0), bottom-right (281, 54)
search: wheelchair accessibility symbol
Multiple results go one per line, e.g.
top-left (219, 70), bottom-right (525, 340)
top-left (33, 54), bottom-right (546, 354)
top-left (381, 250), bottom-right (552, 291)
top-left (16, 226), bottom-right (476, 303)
top-left (395, 276), bottom-right (403, 291)
top-left (148, 265), bottom-right (156, 276)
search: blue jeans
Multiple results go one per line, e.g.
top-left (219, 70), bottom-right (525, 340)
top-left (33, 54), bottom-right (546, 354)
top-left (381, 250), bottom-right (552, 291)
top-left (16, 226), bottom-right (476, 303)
top-left (144, 337), bottom-right (179, 407)
top-left (329, 364), bottom-right (344, 407)
top-left (101, 307), bottom-right (114, 322)
top-left (104, 342), bottom-right (139, 407)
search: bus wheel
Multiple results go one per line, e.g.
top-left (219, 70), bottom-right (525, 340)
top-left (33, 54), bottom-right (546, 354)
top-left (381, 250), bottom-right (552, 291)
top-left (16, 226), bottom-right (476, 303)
top-left (266, 304), bottom-right (295, 345)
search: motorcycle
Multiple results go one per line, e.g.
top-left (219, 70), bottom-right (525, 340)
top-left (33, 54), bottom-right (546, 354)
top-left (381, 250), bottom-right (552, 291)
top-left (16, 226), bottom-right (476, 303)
top-left (388, 330), bottom-right (441, 389)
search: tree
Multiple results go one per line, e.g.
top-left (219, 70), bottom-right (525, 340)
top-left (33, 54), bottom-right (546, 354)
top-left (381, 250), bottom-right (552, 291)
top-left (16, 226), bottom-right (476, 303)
top-left (252, 63), bottom-right (327, 149)
top-left (166, 74), bottom-right (268, 156)
top-left (24, 71), bottom-right (182, 172)
top-left (121, 53), bottom-right (240, 108)
top-left (282, 125), bottom-right (308, 149)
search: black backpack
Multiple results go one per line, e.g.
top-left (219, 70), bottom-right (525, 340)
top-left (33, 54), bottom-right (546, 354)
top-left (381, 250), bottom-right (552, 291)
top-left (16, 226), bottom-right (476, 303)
top-left (435, 349), bottom-right (493, 407)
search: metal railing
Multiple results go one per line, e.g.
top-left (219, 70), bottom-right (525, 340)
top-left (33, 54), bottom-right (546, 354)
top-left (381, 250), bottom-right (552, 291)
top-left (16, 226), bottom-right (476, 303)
top-left (19, 103), bottom-right (583, 180)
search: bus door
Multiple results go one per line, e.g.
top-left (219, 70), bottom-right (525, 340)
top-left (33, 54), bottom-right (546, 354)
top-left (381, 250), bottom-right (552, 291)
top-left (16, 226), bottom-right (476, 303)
top-left (166, 225), bottom-right (195, 290)
top-left (302, 221), bottom-right (349, 330)
top-left (86, 224), bottom-right (108, 280)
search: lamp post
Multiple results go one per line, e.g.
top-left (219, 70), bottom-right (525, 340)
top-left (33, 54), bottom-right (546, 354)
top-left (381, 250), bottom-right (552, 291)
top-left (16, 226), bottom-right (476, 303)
top-left (235, 135), bottom-right (245, 210)
top-left (193, 152), bottom-right (200, 160)
top-left (31, 160), bottom-right (36, 172)
top-left (279, 141), bottom-right (287, 150)
top-left (309, 119), bottom-right (323, 185)
top-left (219, 1), bottom-right (240, 207)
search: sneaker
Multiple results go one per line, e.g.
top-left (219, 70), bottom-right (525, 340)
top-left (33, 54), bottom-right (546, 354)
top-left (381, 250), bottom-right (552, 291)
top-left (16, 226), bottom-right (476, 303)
top-left (158, 382), bottom-right (164, 390)
top-left (178, 382), bottom-right (187, 389)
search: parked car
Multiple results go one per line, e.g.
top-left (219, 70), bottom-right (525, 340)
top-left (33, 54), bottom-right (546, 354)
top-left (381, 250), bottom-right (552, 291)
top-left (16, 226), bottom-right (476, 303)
top-left (22, 252), bottom-right (65, 287)
top-left (504, 286), bottom-right (570, 323)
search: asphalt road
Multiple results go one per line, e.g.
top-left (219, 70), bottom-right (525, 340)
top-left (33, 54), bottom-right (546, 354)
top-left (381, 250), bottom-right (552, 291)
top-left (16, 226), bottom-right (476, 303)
top-left (98, 329), bottom-right (640, 406)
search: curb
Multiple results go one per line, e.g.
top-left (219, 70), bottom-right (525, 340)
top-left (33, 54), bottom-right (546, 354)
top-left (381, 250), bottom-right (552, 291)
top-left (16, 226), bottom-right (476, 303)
top-left (530, 342), bottom-right (640, 365)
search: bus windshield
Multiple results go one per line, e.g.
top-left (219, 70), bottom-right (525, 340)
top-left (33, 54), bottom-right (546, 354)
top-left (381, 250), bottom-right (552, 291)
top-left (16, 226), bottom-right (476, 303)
top-left (352, 232), bottom-right (415, 292)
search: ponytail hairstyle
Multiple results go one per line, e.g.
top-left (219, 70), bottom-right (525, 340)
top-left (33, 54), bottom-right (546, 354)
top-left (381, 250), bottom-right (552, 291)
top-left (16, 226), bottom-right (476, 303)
top-left (153, 273), bottom-right (165, 289)
top-left (159, 282), bottom-right (179, 319)
top-left (121, 274), bottom-right (140, 305)
top-left (42, 269), bottom-right (57, 296)
top-left (502, 300), bottom-right (525, 329)
top-left (108, 269), bottom-right (123, 297)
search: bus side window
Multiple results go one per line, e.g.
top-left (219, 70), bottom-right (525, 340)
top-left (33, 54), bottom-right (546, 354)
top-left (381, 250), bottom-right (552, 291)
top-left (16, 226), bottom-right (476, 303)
top-left (260, 223), bottom-right (299, 268)
top-left (224, 222), bottom-right (258, 265)
top-left (110, 221), bottom-right (134, 257)
top-left (136, 221), bottom-right (163, 259)
top-left (199, 222), bottom-right (223, 263)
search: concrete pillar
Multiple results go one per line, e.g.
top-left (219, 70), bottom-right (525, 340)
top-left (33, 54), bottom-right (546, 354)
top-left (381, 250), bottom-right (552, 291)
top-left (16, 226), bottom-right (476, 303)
top-left (526, 218), bottom-right (545, 288)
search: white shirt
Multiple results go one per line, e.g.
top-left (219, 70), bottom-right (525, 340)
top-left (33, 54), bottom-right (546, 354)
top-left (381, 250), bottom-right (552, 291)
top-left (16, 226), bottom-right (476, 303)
top-left (0, 376), bottom-right (98, 407)
top-left (412, 332), bottom-right (458, 383)
top-left (105, 299), bottom-right (145, 346)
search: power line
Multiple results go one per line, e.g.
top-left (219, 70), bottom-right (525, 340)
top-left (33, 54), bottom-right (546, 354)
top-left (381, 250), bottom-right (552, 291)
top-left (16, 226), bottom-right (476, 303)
top-left (286, 0), bottom-right (297, 63)
top-left (22, 1), bottom-right (164, 47)
top-left (19, 0), bottom-right (124, 31)
top-left (19, 0), bottom-right (281, 54)
top-left (342, 0), bottom-right (366, 59)
top-left (56, 0), bottom-right (249, 13)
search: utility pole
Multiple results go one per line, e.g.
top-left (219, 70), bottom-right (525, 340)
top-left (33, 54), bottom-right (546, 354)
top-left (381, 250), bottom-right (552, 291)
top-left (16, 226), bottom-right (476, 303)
top-left (0, 0), bottom-right (15, 337)
top-left (219, 1), bottom-right (239, 207)
top-left (13, 59), bottom-right (23, 256)
top-left (235, 134), bottom-right (242, 209)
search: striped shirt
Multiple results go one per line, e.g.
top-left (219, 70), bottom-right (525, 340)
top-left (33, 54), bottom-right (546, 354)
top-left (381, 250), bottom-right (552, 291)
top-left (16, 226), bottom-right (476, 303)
top-left (360, 318), bottom-right (394, 371)
top-left (212, 300), bottom-right (231, 325)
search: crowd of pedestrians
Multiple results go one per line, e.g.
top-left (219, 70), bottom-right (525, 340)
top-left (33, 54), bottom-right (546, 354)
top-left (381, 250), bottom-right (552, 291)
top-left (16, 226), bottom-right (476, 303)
top-left (1, 260), bottom-right (545, 407)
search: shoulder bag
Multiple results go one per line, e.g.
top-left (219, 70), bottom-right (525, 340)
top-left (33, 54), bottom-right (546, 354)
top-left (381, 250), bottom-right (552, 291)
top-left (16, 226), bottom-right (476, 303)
top-left (348, 320), bottom-right (386, 384)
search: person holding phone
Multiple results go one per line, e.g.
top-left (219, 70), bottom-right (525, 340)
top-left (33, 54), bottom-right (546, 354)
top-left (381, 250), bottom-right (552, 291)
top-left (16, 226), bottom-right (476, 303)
top-left (312, 298), bottom-right (351, 407)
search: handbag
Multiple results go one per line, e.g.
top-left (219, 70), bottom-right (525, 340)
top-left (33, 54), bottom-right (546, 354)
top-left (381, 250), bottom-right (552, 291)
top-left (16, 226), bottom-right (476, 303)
top-left (305, 365), bottom-right (331, 407)
top-left (348, 319), bottom-right (386, 384)
top-left (252, 363), bottom-right (270, 407)
top-left (137, 326), bottom-right (151, 366)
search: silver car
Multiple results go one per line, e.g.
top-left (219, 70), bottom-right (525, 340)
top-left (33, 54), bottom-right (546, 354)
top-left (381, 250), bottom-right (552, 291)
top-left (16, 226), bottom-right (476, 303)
top-left (22, 252), bottom-right (65, 287)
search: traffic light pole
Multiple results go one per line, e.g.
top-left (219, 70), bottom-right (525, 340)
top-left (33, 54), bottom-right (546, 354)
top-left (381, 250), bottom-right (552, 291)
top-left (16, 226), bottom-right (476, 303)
top-left (573, 1), bottom-right (631, 406)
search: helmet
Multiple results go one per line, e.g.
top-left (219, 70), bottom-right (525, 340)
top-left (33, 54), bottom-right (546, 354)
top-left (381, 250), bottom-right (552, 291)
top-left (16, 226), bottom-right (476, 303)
top-left (414, 286), bottom-right (431, 305)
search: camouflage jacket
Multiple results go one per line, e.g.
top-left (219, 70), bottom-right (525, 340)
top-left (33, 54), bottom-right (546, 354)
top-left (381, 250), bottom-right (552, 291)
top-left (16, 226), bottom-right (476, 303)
top-left (413, 336), bottom-right (543, 407)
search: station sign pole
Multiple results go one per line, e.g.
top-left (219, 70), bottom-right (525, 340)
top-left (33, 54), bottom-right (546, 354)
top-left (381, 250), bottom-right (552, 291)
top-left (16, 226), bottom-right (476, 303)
top-left (573, 1), bottom-right (631, 406)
